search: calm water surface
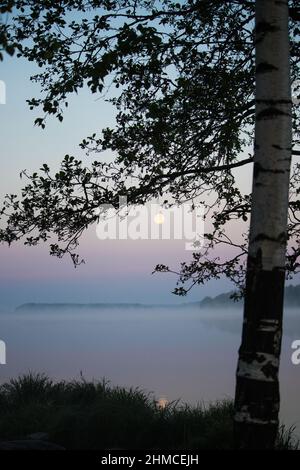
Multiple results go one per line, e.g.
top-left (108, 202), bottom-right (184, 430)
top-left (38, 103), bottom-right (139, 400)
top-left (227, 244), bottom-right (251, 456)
top-left (1, 307), bottom-right (299, 435)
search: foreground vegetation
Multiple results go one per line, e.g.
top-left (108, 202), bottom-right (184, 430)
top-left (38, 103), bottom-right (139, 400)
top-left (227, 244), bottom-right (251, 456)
top-left (0, 374), bottom-right (297, 450)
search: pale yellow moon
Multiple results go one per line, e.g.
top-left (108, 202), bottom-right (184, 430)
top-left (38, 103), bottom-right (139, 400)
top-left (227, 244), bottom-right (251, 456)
top-left (154, 213), bottom-right (165, 225)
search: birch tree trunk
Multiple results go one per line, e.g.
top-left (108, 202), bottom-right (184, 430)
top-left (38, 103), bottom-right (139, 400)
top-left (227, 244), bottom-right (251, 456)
top-left (233, 0), bottom-right (292, 449)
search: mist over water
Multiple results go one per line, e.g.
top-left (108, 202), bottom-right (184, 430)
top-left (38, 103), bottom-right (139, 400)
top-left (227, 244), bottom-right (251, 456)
top-left (0, 306), bottom-right (299, 434)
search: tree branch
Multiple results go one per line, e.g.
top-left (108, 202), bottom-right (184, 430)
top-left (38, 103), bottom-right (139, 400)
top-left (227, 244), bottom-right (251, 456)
top-left (159, 157), bottom-right (254, 181)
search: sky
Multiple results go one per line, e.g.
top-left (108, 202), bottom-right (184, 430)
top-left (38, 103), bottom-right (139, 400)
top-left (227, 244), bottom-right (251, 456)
top-left (0, 54), bottom-right (246, 310)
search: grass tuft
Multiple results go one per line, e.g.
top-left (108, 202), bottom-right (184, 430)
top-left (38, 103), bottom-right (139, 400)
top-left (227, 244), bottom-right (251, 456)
top-left (0, 373), bottom-right (297, 450)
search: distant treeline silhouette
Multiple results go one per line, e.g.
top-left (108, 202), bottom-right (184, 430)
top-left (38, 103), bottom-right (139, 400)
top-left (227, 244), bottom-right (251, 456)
top-left (15, 284), bottom-right (300, 313)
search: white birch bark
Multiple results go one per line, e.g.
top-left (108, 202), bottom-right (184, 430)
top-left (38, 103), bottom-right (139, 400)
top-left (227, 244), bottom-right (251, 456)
top-left (234, 0), bottom-right (292, 449)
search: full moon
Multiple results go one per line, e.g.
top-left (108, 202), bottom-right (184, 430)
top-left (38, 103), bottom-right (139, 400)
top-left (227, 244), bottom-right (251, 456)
top-left (154, 213), bottom-right (165, 225)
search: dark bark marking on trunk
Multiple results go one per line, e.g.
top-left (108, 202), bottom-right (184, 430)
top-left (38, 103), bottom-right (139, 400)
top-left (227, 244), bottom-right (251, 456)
top-left (252, 231), bottom-right (286, 243)
top-left (253, 162), bottom-right (285, 178)
top-left (256, 99), bottom-right (292, 105)
top-left (256, 62), bottom-right (279, 74)
top-left (272, 144), bottom-right (292, 151)
top-left (257, 107), bottom-right (290, 120)
top-left (255, 21), bottom-right (280, 34)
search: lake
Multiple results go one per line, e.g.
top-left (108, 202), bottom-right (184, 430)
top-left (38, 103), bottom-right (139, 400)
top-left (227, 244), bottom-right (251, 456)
top-left (0, 306), bottom-right (299, 435)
